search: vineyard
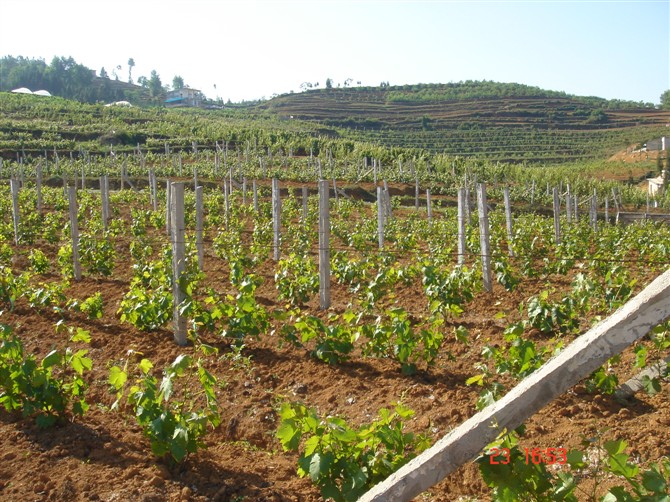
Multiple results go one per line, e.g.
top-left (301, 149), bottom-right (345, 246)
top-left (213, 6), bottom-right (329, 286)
top-left (0, 89), bottom-right (669, 501)
top-left (260, 83), bottom-right (670, 163)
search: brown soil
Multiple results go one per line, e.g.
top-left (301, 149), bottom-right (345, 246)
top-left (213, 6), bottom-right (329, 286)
top-left (0, 192), bottom-right (669, 502)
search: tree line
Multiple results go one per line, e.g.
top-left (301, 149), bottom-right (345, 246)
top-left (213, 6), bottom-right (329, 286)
top-left (0, 55), bottom-right (179, 105)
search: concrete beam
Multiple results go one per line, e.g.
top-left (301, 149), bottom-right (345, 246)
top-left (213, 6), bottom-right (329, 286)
top-left (360, 268), bottom-right (670, 502)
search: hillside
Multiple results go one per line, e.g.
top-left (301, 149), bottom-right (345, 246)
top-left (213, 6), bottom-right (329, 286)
top-left (258, 82), bottom-right (670, 163)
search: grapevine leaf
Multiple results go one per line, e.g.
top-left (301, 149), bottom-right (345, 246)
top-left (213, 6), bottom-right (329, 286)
top-left (71, 350), bottom-right (92, 375)
top-left (41, 350), bottom-right (62, 369)
top-left (603, 487), bottom-right (634, 502)
top-left (641, 375), bottom-right (662, 396)
top-left (603, 439), bottom-right (627, 456)
top-left (566, 449), bottom-right (585, 469)
top-left (171, 354), bottom-right (192, 375)
top-left (138, 358), bottom-right (153, 374)
top-left (466, 374), bottom-right (485, 386)
top-left (641, 468), bottom-right (667, 493)
top-left (276, 420), bottom-right (301, 451)
top-left (71, 328), bottom-right (91, 343)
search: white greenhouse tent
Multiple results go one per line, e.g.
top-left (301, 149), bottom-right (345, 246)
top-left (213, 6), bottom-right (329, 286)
top-left (33, 90), bottom-right (52, 97)
top-left (11, 87), bottom-right (33, 94)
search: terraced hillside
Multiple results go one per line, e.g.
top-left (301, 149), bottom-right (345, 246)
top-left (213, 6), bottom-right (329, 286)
top-left (259, 82), bottom-right (670, 162)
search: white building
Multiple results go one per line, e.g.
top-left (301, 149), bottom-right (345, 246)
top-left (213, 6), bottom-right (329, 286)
top-left (647, 170), bottom-right (666, 196)
top-left (165, 87), bottom-right (203, 108)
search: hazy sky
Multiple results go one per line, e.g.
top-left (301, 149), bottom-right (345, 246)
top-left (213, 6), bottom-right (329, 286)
top-left (1, 0), bottom-right (669, 104)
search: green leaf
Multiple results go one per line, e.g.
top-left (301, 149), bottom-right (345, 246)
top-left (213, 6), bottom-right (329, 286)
top-left (170, 354), bottom-right (192, 375)
top-left (71, 350), bottom-right (92, 375)
top-left (466, 374), bottom-right (485, 386)
top-left (109, 366), bottom-right (127, 390)
top-left (308, 452), bottom-right (327, 482)
top-left (41, 350), bottom-right (62, 369)
top-left (276, 420), bottom-right (301, 451)
top-left (197, 343), bottom-right (218, 356)
top-left (138, 358), bottom-right (153, 374)
top-left (603, 440), bottom-right (627, 456)
top-left (552, 472), bottom-right (577, 500)
top-left (608, 453), bottom-right (638, 479)
top-left (642, 375), bottom-right (662, 396)
top-left (642, 468), bottom-right (667, 493)
top-left (160, 373), bottom-right (175, 402)
top-left (603, 487), bottom-right (635, 502)
top-left (303, 435), bottom-right (321, 457)
top-left (71, 327), bottom-right (91, 343)
top-left (36, 413), bottom-right (57, 428)
top-left (566, 449), bottom-right (585, 469)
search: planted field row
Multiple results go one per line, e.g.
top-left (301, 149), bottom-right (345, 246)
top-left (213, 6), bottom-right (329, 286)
top-left (0, 177), bottom-right (669, 499)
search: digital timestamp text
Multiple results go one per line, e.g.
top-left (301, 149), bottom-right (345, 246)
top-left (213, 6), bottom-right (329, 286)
top-left (489, 447), bottom-right (568, 465)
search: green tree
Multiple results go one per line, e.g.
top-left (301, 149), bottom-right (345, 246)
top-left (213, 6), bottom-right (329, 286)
top-left (661, 90), bottom-right (670, 110)
top-left (127, 58), bottom-right (135, 84)
top-left (172, 75), bottom-right (184, 90)
top-left (325, 78), bottom-right (333, 89)
top-left (100, 67), bottom-right (109, 79)
top-left (148, 70), bottom-right (163, 98)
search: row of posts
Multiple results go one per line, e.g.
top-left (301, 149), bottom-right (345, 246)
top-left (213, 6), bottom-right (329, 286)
top-left (8, 174), bottom-right (617, 346)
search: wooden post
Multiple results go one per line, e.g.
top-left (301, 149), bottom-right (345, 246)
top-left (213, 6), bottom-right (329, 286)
top-left (193, 167), bottom-right (198, 192)
top-left (477, 183), bottom-right (492, 292)
top-left (195, 186), bottom-right (204, 272)
top-left (166, 180), bottom-right (172, 236)
top-left (426, 189), bottom-right (432, 223)
top-left (553, 188), bottom-right (561, 245)
top-left (151, 169), bottom-right (158, 212)
top-left (253, 179), bottom-right (258, 213)
top-left (377, 186), bottom-right (384, 249)
top-left (223, 179), bottom-right (230, 227)
top-left (272, 178), bottom-right (281, 261)
top-left (464, 187), bottom-right (471, 223)
top-left (612, 188), bottom-right (620, 213)
top-left (10, 179), bottom-right (20, 245)
top-left (415, 177), bottom-right (419, 211)
top-left (101, 175), bottom-right (110, 231)
top-left (332, 178), bottom-right (339, 206)
top-left (68, 186), bottom-right (82, 281)
top-left (302, 186), bottom-right (308, 222)
top-left (458, 188), bottom-right (467, 265)
top-left (242, 177), bottom-right (247, 205)
top-left (566, 185), bottom-right (572, 224)
top-left (530, 179), bottom-right (536, 204)
top-left (646, 192), bottom-right (650, 214)
top-left (36, 162), bottom-right (43, 213)
top-left (503, 186), bottom-right (514, 257)
top-left (319, 180), bottom-right (331, 309)
top-left (591, 190), bottom-right (598, 232)
top-left (170, 182), bottom-right (187, 346)
top-left (360, 268), bottom-right (670, 502)
top-left (383, 180), bottom-right (392, 221)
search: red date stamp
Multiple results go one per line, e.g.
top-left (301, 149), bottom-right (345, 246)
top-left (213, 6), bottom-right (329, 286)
top-left (489, 447), bottom-right (567, 465)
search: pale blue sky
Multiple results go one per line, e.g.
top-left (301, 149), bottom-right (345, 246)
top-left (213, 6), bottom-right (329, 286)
top-left (1, 0), bottom-right (668, 104)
